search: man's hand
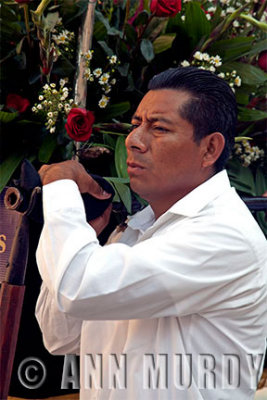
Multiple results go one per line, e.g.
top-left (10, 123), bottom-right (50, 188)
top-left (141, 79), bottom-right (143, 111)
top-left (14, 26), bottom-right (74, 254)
top-left (89, 203), bottom-right (113, 236)
top-left (38, 160), bottom-right (112, 200)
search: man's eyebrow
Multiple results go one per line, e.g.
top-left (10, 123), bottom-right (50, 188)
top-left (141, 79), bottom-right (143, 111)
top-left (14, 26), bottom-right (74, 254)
top-left (131, 114), bottom-right (173, 124)
top-left (131, 114), bottom-right (142, 122)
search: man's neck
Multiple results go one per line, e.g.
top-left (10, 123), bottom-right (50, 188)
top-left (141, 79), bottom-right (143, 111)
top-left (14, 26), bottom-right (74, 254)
top-left (150, 172), bottom-right (215, 220)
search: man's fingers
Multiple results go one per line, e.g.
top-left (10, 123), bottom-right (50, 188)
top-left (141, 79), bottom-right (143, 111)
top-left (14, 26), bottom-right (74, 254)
top-left (84, 175), bottom-right (112, 199)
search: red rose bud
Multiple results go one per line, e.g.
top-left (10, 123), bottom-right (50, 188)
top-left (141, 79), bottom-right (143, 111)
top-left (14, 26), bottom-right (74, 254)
top-left (150, 0), bottom-right (182, 17)
top-left (65, 108), bottom-right (95, 142)
top-left (6, 94), bottom-right (30, 113)
top-left (258, 51), bottom-right (267, 72)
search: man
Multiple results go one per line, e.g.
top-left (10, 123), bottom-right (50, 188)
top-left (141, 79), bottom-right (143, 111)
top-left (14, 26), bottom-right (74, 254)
top-left (36, 67), bottom-right (267, 399)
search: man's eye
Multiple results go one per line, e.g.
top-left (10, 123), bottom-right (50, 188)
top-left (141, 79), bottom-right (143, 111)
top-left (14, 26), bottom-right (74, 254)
top-left (130, 124), bottom-right (139, 131)
top-left (154, 126), bottom-right (168, 132)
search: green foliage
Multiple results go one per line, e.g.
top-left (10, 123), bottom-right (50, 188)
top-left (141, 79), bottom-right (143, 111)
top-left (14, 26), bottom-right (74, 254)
top-left (0, 0), bottom-right (266, 233)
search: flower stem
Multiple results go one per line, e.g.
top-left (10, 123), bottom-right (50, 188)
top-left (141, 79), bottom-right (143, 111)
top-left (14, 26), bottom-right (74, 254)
top-left (34, 0), bottom-right (52, 17)
top-left (23, 4), bottom-right (31, 47)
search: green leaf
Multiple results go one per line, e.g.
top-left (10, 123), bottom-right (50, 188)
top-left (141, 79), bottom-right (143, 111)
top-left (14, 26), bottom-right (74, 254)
top-left (238, 107), bottom-right (267, 122)
top-left (97, 41), bottom-right (113, 56)
top-left (240, 39), bottom-right (267, 59)
top-left (112, 181), bottom-right (132, 214)
top-left (140, 39), bottom-right (155, 62)
top-left (255, 167), bottom-right (267, 196)
top-left (0, 153), bottom-right (24, 193)
top-left (184, 2), bottom-right (211, 48)
top-left (44, 12), bottom-right (59, 31)
top-left (115, 136), bottom-right (128, 179)
top-left (209, 37), bottom-right (254, 62)
top-left (221, 62), bottom-right (267, 86)
top-left (227, 158), bottom-right (256, 196)
top-left (133, 10), bottom-right (149, 27)
top-left (124, 23), bottom-right (137, 46)
top-left (104, 177), bottom-right (130, 184)
top-left (38, 134), bottom-right (58, 163)
top-left (103, 102), bottom-right (131, 120)
top-left (117, 63), bottom-right (130, 77)
top-left (93, 21), bottom-right (107, 41)
top-left (0, 110), bottom-right (19, 123)
top-left (153, 34), bottom-right (175, 54)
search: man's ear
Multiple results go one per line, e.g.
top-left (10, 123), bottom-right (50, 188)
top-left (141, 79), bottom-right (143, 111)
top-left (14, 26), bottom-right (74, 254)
top-left (201, 132), bottom-right (225, 169)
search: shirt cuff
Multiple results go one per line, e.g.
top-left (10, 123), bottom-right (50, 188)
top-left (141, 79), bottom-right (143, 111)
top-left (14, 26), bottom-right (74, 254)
top-left (42, 179), bottom-right (85, 214)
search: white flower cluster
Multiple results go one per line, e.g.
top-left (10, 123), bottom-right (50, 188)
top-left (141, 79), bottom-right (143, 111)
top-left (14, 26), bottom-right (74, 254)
top-left (32, 79), bottom-right (74, 133)
top-left (234, 140), bottom-right (264, 167)
top-left (52, 29), bottom-right (75, 56)
top-left (217, 70), bottom-right (241, 92)
top-left (81, 51), bottom-right (119, 108)
top-left (181, 52), bottom-right (242, 92)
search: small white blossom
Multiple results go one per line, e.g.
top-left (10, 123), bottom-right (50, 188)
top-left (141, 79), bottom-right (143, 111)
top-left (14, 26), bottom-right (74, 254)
top-left (109, 55), bottom-right (117, 64)
top-left (83, 50), bottom-right (93, 61)
top-left (208, 6), bottom-right (216, 13)
top-left (50, 127), bottom-right (56, 133)
top-left (60, 79), bottom-right (66, 87)
top-left (218, 72), bottom-right (225, 78)
top-left (84, 68), bottom-right (92, 80)
top-left (37, 104), bottom-right (43, 110)
top-left (226, 7), bottom-right (235, 14)
top-left (193, 51), bottom-right (203, 61)
top-left (98, 95), bottom-right (109, 108)
top-left (32, 106), bottom-right (37, 112)
top-left (212, 55), bottom-right (222, 67)
top-left (181, 15), bottom-right (185, 21)
top-left (58, 103), bottom-right (63, 109)
top-left (209, 66), bottom-right (216, 72)
top-left (110, 78), bottom-right (116, 85)
top-left (234, 76), bottom-right (241, 87)
top-left (233, 20), bottom-right (240, 28)
top-left (48, 112), bottom-right (53, 117)
top-left (181, 60), bottom-right (190, 67)
top-left (104, 85), bottom-right (112, 94)
top-left (93, 68), bottom-right (102, 78)
top-left (203, 53), bottom-right (210, 61)
top-left (50, 83), bottom-right (56, 88)
top-left (39, 95), bottom-right (44, 101)
top-left (99, 73), bottom-right (110, 85)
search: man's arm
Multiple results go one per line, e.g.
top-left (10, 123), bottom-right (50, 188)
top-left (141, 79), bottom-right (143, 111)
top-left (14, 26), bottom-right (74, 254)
top-left (36, 283), bottom-right (82, 355)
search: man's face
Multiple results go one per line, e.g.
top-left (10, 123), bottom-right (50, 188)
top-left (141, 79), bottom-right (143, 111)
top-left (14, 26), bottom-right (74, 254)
top-left (126, 89), bottom-right (210, 215)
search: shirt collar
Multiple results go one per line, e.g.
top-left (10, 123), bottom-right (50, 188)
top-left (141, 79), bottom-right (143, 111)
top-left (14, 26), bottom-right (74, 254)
top-left (167, 169), bottom-right (231, 218)
top-left (127, 170), bottom-right (231, 231)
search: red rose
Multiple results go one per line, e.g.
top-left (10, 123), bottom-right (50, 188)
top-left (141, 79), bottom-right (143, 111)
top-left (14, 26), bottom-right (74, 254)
top-left (6, 94), bottom-right (30, 113)
top-left (65, 108), bottom-right (95, 142)
top-left (258, 51), bottom-right (267, 72)
top-left (150, 0), bottom-right (182, 17)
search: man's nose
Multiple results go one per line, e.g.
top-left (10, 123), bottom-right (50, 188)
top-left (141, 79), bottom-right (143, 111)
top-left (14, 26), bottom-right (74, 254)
top-left (125, 126), bottom-right (147, 153)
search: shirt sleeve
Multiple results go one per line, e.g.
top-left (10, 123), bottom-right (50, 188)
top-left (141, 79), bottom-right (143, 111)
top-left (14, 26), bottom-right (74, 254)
top-left (36, 179), bottom-right (259, 321)
top-left (35, 283), bottom-right (82, 355)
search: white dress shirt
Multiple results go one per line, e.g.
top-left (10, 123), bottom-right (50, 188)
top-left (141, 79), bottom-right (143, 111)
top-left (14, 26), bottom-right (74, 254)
top-left (36, 170), bottom-right (267, 399)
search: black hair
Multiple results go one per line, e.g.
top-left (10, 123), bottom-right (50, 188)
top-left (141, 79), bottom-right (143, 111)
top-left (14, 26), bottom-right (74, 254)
top-left (148, 66), bottom-right (237, 172)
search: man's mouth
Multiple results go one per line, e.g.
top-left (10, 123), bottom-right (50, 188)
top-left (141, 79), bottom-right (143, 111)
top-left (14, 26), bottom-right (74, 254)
top-left (127, 162), bottom-right (145, 174)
